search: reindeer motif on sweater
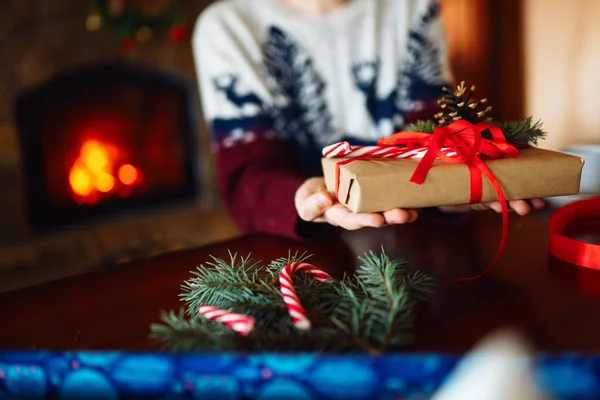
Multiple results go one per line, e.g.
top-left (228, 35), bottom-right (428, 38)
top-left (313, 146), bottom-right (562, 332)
top-left (203, 0), bottom-right (449, 175)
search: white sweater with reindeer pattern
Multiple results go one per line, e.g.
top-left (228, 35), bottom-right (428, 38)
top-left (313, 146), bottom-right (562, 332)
top-left (192, 0), bottom-right (454, 237)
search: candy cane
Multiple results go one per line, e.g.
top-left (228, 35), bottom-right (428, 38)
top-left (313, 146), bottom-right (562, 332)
top-left (280, 262), bottom-right (333, 330)
top-left (322, 141), bottom-right (456, 159)
top-left (199, 305), bottom-right (256, 336)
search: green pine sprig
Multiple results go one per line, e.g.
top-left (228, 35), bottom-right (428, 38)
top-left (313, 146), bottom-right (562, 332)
top-left (404, 120), bottom-right (437, 134)
top-left (492, 116), bottom-right (546, 145)
top-left (404, 116), bottom-right (545, 145)
top-left (150, 249), bottom-right (435, 354)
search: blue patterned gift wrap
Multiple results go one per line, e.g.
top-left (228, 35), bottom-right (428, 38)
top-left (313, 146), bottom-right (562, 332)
top-left (0, 351), bottom-right (599, 399)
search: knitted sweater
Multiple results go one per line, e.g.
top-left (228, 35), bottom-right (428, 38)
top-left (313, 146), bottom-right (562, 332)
top-left (192, 0), bottom-right (453, 239)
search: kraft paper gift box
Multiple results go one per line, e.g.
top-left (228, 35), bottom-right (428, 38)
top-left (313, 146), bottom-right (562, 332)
top-left (322, 146), bottom-right (584, 213)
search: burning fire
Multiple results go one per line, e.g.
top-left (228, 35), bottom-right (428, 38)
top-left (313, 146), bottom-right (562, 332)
top-left (68, 140), bottom-right (140, 203)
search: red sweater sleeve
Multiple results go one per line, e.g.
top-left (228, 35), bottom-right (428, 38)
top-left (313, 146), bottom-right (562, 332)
top-left (215, 138), bottom-right (311, 240)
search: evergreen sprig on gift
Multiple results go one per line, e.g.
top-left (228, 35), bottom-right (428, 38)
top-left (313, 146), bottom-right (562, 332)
top-left (150, 249), bottom-right (435, 354)
top-left (404, 81), bottom-right (546, 145)
top-left (492, 117), bottom-right (546, 146)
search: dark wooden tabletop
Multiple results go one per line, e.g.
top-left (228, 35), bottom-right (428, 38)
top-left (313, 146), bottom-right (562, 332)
top-left (1, 208), bottom-right (600, 353)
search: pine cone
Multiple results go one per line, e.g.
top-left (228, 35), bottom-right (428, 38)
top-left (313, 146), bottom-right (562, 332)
top-left (434, 81), bottom-right (493, 126)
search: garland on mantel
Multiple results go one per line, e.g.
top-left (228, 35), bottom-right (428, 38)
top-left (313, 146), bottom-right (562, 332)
top-left (85, 0), bottom-right (189, 51)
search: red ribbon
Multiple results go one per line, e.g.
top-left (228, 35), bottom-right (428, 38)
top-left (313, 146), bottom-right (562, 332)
top-left (549, 196), bottom-right (600, 270)
top-left (335, 120), bottom-right (520, 281)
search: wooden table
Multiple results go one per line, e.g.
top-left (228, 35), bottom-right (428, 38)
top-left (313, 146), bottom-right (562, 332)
top-left (1, 208), bottom-right (599, 353)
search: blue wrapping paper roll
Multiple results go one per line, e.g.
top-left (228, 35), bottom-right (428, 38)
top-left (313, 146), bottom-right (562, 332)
top-left (0, 351), bottom-right (599, 399)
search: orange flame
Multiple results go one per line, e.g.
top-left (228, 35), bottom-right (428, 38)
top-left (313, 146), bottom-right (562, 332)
top-left (69, 140), bottom-right (140, 203)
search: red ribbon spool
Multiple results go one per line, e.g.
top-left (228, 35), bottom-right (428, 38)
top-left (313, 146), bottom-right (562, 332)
top-left (548, 196), bottom-right (600, 270)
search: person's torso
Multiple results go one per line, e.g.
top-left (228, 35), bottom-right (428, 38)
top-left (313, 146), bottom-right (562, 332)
top-left (206, 0), bottom-right (449, 174)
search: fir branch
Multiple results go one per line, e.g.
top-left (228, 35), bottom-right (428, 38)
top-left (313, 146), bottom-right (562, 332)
top-left (403, 116), bottom-right (545, 145)
top-left (150, 309), bottom-right (242, 352)
top-left (350, 249), bottom-right (431, 351)
top-left (404, 120), bottom-right (436, 134)
top-left (491, 116), bottom-right (546, 145)
top-left (404, 270), bottom-right (437, 303)
top-left (181, 252), bottom-right (281, 319)
top-left (267, 250), bottom-right (314, 273)
top-left (150, 249), bottom-right (435, 353)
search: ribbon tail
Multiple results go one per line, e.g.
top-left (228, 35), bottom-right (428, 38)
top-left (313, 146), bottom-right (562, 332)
top-left (410, 149), bottom-right (438, 185)
top-left (458, 159), bottom-right (509, 282)
top-left (468, 164), bottom-right (483, 204)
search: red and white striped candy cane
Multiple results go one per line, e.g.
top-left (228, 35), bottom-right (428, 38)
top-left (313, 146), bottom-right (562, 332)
top-left (322, 141), bottom-right (456, 159)
top-left (199, 305), bottom-right (256, 336)
top-left (279, 262), bottom-right (333, 330)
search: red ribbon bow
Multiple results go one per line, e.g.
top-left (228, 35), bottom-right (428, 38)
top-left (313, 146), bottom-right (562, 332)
top-left (335, 120), bottom-right (521, 280)
top-left (380, 120), bottom-right (520, 280)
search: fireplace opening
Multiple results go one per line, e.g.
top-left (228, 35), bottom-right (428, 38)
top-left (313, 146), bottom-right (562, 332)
top-left (15, 63), bottom-right (200, 233)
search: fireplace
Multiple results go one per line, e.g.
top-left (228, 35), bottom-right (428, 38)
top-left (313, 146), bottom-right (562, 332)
top-left (15, 63), bottom-right (200, 233)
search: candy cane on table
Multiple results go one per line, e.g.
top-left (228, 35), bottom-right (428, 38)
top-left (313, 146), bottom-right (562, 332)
top-left (199, 305), bottom-right (256, 336)
top-left (280, 262), bottom-right (333, 330)
top-left (322, 141), bottom-right (456, 159)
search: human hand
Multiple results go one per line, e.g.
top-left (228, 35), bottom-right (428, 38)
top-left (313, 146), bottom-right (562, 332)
top-left (294, 177), bottom-right (419, 230)
top-left (439, 198), bottom-right (545, 216)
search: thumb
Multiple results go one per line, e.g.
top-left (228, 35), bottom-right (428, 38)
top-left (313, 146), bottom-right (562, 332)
top-left (297, 190), bottom-right (334, 222)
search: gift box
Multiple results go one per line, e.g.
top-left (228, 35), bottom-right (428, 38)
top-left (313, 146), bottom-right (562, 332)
top-left (321, 82), bottom-right (587, 214)
top-left (322, 146), bottom-right (584, 213)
